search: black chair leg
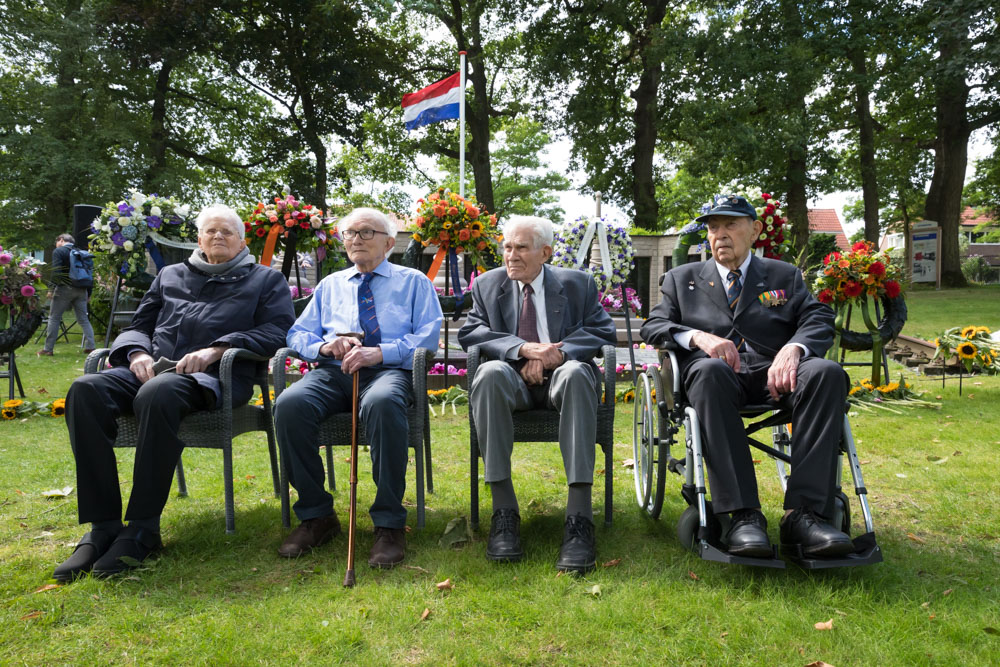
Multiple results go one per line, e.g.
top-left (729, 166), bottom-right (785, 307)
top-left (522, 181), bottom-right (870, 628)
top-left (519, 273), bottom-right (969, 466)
top-left (175, 456), bottom-right (188, 497)
top-left (603, 442), bottom-right (613, 526)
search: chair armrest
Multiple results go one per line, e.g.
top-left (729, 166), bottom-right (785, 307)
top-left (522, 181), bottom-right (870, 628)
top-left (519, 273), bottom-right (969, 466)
top-left (84, 348), bottom-right (111, 374)
top-left (600, 345), bottom-right (616, 405)
top-left (270, 347), bottom-right (303, 399)
top-left (219, 347), bottom-right (273, 411)
top-left (412, 348), bottom-right (431, 399)
top-left (466, 344), bottom-right (487, 383)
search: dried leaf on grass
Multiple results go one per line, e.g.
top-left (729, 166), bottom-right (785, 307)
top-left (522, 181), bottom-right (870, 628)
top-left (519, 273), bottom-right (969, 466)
top-left (438, 517), bottom-right (472, 549)
top-left (20, 611), bottom-right (43, 621)
top-left (41, 486), bottom-right (73, 498)
top-left (601, 558), bottom-right (621, 568)
top-left (435, 578), bottom-right (453, 591)
top-left (942, 589), bottom-right (952, 596)
top-left (688, 571), bottom-right (700, 580)
top-left (33, 584), bottom-right (59, 593)
top-left (983, 627), bottom-right (999, 635)
top-left (907, 533), bottom-right (926, 544)
top-left (419, 608), bottom-right (431, 622)
top-left (804, 662), bottom-right (835, 667)
top-left (588, 584), bottom-right (602, 596)
top-left (814, 619), bottom-right (833, 631)
top-left (621, 458), bottom-right (635, 469)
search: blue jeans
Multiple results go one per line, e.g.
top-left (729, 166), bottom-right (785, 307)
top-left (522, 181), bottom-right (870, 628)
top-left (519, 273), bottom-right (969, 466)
top-left (273, 365), bottom-right (412, 529)
top-left (44, 285), bottom-right (96, 352)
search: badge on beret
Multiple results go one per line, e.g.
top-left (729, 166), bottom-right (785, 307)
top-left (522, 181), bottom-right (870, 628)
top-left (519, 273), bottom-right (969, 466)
top-left (758, 290), bottom-right (787, 307)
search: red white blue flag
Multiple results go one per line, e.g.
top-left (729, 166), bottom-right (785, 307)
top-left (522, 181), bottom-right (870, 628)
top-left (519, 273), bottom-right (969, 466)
top-left (401, 72), bottom-right (461, 130)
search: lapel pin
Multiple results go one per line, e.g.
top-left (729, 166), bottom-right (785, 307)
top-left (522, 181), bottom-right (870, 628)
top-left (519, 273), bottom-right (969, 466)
top-left (708, 281), bottom-right (715, 287)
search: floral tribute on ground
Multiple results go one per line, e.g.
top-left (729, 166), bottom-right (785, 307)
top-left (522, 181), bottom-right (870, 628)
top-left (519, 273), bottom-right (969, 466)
top-left (2, 397), bottom-right (66, 420)
top-left (846, 376), bottom-right (939, 413)
top-left (933, 326), bottom-right (1000, 375)
top-left (812, 241), bottom-right (905, 386)
top-left (0, 245), bottom-right (45, 328)
top-left (244, 193), bottom-right (344, 275)
top-left (90, 190), bottom-right (195, 283)
top-left (407, 187), bottom-right (501, 275)
top-left (551, 217), bottom-right (640, 316)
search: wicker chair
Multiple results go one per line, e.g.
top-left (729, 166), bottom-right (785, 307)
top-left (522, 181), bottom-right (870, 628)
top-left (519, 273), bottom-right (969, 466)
top-left (271, 347), bottom-right (433, 530)
top-left (467, 344), bottom-right (617, 530)
top-left (84, 348), bottom-right (280, 534)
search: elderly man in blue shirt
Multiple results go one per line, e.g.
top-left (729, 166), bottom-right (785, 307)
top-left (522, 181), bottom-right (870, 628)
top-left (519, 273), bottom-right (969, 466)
top-left (273, 207), bottom-right (442, 568)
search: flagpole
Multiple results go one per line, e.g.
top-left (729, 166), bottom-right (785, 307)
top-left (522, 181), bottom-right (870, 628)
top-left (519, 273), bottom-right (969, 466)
top-left (459, 51), bottom-right (467, 199)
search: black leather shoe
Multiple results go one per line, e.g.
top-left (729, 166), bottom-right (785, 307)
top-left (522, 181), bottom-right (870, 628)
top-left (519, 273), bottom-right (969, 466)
top-left (486, 508), bottom-right (524, 562)
top-left (278, 513), bottom-right (341, 558)
top-left (780, 507), bottom-right (854, 557)
top-left (724, 509), bottom-right (773, 558)
top-left (555, 513), bottom-right (596, 573)
top-left (53, 529), bottom-right (119, 582)
top-left (368, 527), bottom-right (406, 569)
top-left (92, 525), bottom-right (162, 577)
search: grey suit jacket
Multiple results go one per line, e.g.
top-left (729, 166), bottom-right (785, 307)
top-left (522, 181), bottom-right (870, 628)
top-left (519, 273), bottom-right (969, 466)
top-left (640, 256), bottom-right (834, 370)
top-left (458, 264), bottom-right (616, 362)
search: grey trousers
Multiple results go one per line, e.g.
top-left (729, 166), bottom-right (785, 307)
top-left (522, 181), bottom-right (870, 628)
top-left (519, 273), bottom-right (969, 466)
top-left (470, 360), bottom-right (599, 485)
top-left (44, 285), bottom-right (95, 352)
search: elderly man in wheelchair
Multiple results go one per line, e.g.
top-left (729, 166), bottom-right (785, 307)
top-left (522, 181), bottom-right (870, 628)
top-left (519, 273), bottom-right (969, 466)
top-left (638, 195), bottom-right (880, 568)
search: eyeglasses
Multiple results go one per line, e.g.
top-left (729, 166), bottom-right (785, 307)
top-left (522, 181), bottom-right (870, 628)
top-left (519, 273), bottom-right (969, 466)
top-left (341, 228), bottom-right (388, 241)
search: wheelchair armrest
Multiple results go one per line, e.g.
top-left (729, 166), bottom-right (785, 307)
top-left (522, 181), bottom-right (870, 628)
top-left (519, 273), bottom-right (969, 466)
top-left (85, 348), bottom-right (112, 374)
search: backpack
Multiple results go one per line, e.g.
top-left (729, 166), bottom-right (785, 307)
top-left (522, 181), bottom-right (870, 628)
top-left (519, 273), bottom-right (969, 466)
top-left (68, 247), bottom-right (95, 288)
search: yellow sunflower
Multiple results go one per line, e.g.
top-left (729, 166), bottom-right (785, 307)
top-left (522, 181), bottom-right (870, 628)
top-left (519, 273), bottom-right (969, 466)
top-left (50, 399), bottom-right (66, 417)
top-left (1, 409), bottom-right (16, 420)
top-left (3, 399), bottom-right (23, 409)
top-left (412, 233), bottom-right (422, 243)
top-left (961, 325), bottom-right (977, 338)
top-left (860, 380), bottom-right (875, 391)
top-left (849, 386), bottom-right (863, 396)
top-left (975, 326), bottom-right (991, 335)
top-left (957, 341), bottom-right (977, 359)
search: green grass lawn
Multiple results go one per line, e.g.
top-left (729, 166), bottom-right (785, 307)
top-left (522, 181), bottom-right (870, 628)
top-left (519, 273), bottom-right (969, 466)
top-left (2, 289), bottom-right (999, 664)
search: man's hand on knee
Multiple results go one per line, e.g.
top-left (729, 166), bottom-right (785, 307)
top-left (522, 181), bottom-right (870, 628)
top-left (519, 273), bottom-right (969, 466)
top-left (767, 344), bottom-right (802, 401)
top-left (519, 358), bottom-right (546, 385)
top-left (519, 342), bottom-right (564, 370)
top-left (692, 332), bottom-right (741, 372)
top-left (129, 352), bottom-right (155, 384)
top-left (177, 346), bottom-right (227, 375)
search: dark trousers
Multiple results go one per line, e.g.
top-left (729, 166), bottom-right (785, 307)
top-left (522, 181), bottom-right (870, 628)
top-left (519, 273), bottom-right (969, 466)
top-left (65, 368), bottom-right (211, 524)
top-left (273, 365), bottom-right (411, 529)
top-left (683, 352), bottom-right (847, 518)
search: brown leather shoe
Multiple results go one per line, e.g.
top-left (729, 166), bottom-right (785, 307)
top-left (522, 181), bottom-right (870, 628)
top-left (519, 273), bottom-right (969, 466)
top-left (278, 513), bottom-right (341, 558)
top-left (37, 349), bottom-right (54, 357)
top-left (368, 526), bottom-right (405, 569)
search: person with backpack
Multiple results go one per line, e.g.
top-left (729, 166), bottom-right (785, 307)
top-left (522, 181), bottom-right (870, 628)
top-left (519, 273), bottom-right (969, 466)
top-left (38, 233), bottom-right (96, 356)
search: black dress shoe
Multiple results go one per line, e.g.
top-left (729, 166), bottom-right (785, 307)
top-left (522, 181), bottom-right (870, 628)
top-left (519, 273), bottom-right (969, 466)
top-left (780, 507), bottom-right (854, 557)
top-left (486, 508), bottom-right (524, 562)
top-left (556, 513), bottom-right (596, 573)
top-left (368, 527), bottom-right (406, 569)
top-left (92, 525), bottom-right (162, 577)
top-left (724, 509), bottom-right (773, 558)
top-left (53, 529), bottom-right (119, 582)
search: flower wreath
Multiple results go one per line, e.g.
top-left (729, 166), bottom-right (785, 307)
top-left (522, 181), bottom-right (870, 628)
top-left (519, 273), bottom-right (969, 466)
top-left (551, 217), bottom-right (639, 315)
top-left (90, 190), bottom-right (196, 283)
top-left (0, 244), bottom-right (45, 322)
top-left (244, 193), bottom-right (344, 275)
top-left (676, 188), bottom-right (791, 260)
top-left (408, 187), bottom-right (502, 273)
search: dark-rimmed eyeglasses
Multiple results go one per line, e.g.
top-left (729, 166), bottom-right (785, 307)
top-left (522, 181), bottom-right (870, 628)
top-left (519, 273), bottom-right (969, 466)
top-left (341, 228), bottom-right (388, 241)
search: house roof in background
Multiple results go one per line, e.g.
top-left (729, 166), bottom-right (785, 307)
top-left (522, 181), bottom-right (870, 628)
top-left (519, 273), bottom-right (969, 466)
top-left (961, 206), bottom-right (997, 228)
top-left (807, 208), bottom-right (849, 250)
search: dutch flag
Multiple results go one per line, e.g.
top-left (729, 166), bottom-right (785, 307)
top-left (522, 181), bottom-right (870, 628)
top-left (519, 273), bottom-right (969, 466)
top-left (401, 72), bottom-right (461, 131)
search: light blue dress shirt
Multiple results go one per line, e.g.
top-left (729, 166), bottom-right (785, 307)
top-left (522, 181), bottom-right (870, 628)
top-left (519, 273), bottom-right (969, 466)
top-left (287, 258), bottom-right (443, 369)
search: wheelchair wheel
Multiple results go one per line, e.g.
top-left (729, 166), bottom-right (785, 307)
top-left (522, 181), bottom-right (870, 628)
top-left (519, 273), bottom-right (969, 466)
top-left (677, 501), bottom-right (727, 552)
top-left (632, 371), bottom-right (666, 518)
top-left (830, 491), bottom-right (851, 535)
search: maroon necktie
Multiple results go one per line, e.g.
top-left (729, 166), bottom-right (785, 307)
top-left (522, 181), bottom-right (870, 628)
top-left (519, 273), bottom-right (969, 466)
top-left (518, 284), bottom-right (540, 343)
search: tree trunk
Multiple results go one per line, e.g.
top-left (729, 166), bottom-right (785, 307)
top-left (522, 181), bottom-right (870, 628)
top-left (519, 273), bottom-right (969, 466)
top-left (849, 36), bottom-right (879, 244)
top-left (300, 88), bottom-right (327, 207)
top-left (630, 1), bottom-right (667, 230)
top-left (923, 25), bottom-right (969, 288)
top-left (144, 59), bottom-right (174, 193)
top-left (900, 199), bottom-right (912, 283)
top-left (465, 19), bottom-right (495, 215)
top-left (780, 0), bottom-right (812, 264)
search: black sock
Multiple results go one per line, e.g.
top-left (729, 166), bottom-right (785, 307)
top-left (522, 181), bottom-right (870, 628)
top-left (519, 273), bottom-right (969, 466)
top-left (127, 517), bottom-right (161, 534)
top-left (91, 520), bottom-right (123, 535)
top-left (489, 478), bottom-right (518, 513)
top-left (566, 483), bottom-right (593, 522)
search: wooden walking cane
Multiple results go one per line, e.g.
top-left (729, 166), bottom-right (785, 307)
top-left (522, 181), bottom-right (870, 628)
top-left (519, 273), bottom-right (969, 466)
top-left (341, 332), bottom-right (364, 588)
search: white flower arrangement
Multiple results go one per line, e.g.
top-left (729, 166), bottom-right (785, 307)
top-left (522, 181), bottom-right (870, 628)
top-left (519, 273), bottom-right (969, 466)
top-left (551, 216), bottom-right (639, 313)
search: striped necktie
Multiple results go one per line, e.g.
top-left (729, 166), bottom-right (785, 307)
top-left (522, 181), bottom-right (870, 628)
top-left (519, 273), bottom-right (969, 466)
top-left (358, 273), bottom-right (381, 346)
top-left (726, 270), bottom-right (742, 310)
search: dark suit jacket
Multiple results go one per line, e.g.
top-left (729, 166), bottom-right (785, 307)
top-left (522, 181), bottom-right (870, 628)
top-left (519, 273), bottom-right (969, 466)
top-left (640, 256), bottom-right (833, 371)
top-left (458, 264), bottom-right (616, 363)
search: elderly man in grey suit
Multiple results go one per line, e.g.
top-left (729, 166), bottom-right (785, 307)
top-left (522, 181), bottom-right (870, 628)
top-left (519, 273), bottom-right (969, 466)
top-left (458, 215), bottom-right (616, 573)
top-left (641, 195), bottom-right (852, 560)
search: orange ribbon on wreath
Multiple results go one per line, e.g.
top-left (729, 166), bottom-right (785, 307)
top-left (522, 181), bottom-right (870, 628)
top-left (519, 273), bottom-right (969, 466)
top-left (425, 246), bottom-right (447, 281)
top-left (259, 224), bottom-right (284, 268)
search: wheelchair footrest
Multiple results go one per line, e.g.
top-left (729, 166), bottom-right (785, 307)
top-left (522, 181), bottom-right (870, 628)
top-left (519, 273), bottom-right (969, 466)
top-left (698, 541), bottom-right (786, 569)
top-left (783, 531), bottom-right (883, 569)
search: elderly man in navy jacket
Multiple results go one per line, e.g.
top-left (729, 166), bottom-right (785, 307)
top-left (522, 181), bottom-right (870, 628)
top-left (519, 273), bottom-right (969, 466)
top-left (54, 204), bottom-right (295, 581)
top-left (641, 195), bottom-right (852, 560)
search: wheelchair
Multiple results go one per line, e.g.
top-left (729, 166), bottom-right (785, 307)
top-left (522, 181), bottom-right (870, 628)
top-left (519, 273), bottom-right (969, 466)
top-left (631, 344), bottom-right (882, 569)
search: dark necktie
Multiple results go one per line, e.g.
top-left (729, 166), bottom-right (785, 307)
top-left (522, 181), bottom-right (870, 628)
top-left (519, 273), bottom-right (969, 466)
top-left (726, 269), bottom-right (746, 351)
top-left (726, 269), bottom-right (742, 310)
top-left (518, 284), bottom-right (540, 343)
top-left (358, 273), bottom-right (381, 347)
